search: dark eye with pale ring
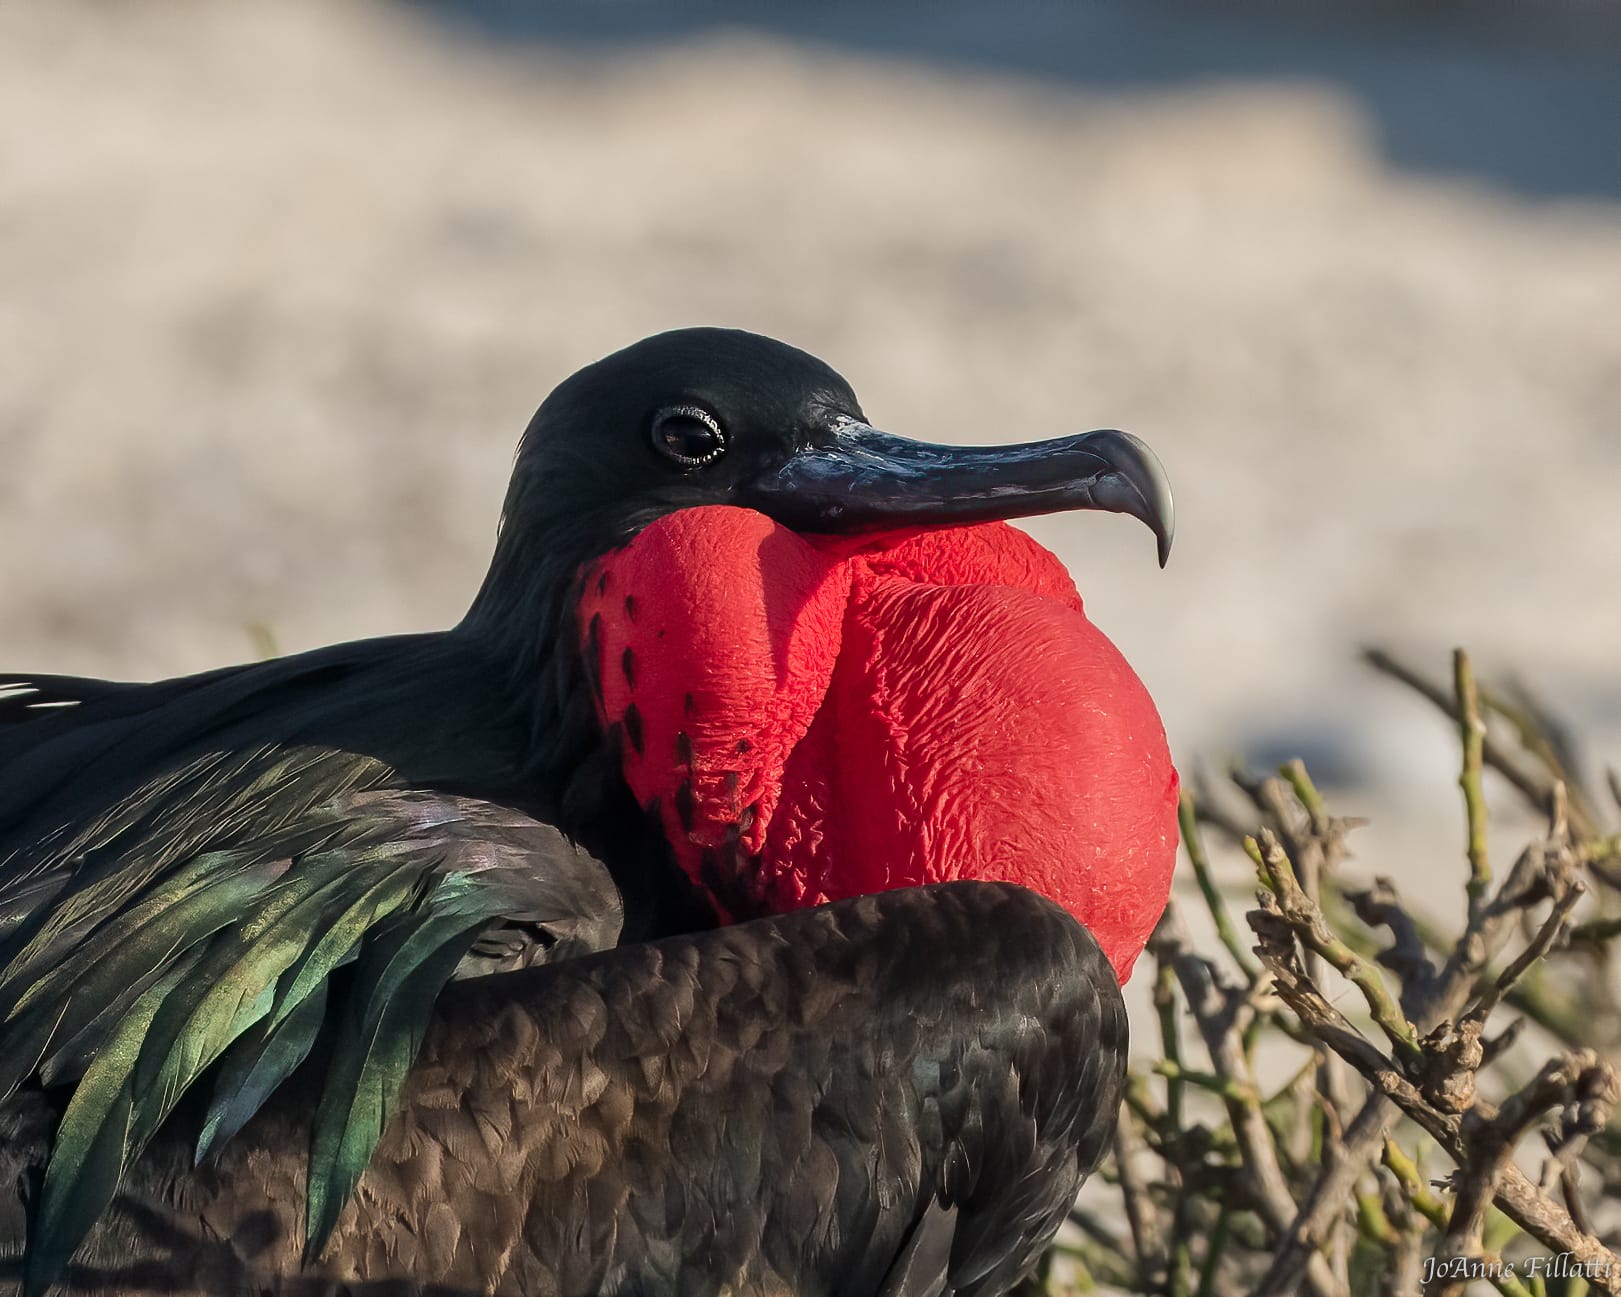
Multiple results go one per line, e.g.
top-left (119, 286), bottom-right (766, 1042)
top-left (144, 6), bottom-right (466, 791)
top-left (651, 406), bottom-right (727, 468)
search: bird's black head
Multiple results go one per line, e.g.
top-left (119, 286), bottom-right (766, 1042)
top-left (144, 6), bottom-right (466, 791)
top-left (463, 326), bottom-right (1173, 634)
top-left (503, 328), bottom-right (868, 552)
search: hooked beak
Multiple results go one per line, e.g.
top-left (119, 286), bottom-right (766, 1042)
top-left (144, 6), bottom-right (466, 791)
top-left (739, 420), bottom-right (1176, 567)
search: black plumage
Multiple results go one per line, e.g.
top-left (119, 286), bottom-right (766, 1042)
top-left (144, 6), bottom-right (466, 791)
top-left (0, 329), bottom-right (1165, 1295)
top-left (0, 884), bottom-right (1124, 1297)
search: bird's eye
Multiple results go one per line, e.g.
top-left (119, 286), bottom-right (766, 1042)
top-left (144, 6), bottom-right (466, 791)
top-left (651, 406), bottom-right (727, 468)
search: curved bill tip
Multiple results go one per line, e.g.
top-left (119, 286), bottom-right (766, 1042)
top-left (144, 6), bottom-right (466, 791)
top-left (1083, 429), bottom-right (1175, 568)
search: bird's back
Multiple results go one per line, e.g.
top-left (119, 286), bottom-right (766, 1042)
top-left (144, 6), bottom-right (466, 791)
top-left (0, 633), bottom-right (530, 853)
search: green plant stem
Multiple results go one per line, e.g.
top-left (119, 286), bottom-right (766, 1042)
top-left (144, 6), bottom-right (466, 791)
top-left (1154, 1061), bottom-right (1258, 1106)
top-left (1195, 1207), bottom-right (1231, 1297)
top-left (1180, 791), bottom-right (1259, 981)
top-left (1280, 759), bottom-right (1330, 836)
top-left (1455, 649), bottom-right (1492, 910)
top-left (1381, 1140), bottom-right (1535, 1297)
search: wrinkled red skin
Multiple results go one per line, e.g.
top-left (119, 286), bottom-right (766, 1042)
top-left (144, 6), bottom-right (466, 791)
top-left (578, 506), bottom-right (1178, 983)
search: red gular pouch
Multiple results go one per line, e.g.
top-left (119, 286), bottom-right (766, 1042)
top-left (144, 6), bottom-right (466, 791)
top-left (578, 506), bottom-right (1178, 983)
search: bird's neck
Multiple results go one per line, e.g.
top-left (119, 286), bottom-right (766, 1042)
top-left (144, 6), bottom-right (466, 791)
top-left (459, 531), bottom-right (718, 942)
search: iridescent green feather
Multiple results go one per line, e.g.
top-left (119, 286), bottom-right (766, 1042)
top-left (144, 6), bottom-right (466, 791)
top-left (0, 854), bottom-right (288, 1100)
top-left (0, 746), bottom-right (620, 1295)
top-left (304, 881), bottom-right (511, 1258)
top-left (24, 963), bottom-right (196, 1297)
top-left (123, 868), bottom-right (370, 1151)
top-left (196, 981), bottom-right (330, 1163)
top-left (23, 858), bottom-right (432, 1286)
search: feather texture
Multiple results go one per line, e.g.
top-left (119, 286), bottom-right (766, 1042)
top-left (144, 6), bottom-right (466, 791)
top-left (0, 881), bottom-right (1125, 1297)
top-left (0, 742), bottom-right (621, 1295)
top-left (196, 979), bottom-right (329, 1162)
top-left (304, 899), bottom-right (501, 1258)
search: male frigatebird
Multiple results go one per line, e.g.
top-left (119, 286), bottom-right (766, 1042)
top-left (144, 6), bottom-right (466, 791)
top-left (0, 328), bottom-right (1178, 1296)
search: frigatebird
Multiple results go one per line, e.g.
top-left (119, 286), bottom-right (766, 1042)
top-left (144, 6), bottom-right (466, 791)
top-left (0, 328), bottom-right (1178, 1296)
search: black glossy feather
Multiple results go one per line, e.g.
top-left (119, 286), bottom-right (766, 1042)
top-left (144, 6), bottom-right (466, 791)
top-left (879, 1199), bottom-right (959, 1297)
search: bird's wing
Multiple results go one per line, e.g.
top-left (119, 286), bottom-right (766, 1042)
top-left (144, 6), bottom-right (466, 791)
top-left (0, 737), bottom-right (621, 1293)
top-left (876, 1198), bottom-right (958, 1297)
top-left (0, 672), bottom-right (142, 722)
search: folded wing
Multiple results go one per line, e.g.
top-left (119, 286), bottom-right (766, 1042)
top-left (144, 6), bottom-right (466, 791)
top-left (0, 733), bottom-right (620, 1295)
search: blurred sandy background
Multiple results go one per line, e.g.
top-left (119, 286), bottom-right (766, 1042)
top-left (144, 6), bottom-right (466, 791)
top-left (2, 1), bottom-right (1618, 1010)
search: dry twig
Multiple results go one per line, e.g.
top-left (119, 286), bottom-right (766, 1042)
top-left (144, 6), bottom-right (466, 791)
top-left (1057, 647), bottom-right (1621, 1297)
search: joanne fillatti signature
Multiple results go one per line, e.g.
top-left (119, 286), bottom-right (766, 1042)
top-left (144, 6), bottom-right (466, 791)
top-left (1422, 1253), bottom-right (1614, 1285)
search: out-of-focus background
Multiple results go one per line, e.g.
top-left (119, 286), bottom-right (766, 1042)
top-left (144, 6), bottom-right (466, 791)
top-left (2, 1), bottom-right (1618, 998)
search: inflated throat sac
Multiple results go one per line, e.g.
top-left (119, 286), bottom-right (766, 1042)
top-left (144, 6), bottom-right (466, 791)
top-left (578, 505), bottom-right (1177, 982)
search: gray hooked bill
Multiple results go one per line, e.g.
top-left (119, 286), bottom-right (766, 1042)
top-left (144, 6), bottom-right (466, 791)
top-left (740, 422), bottom-right (1176, 567)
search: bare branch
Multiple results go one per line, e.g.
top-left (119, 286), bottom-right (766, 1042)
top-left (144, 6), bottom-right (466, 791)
top-left (1454, 649), bottom-right (1492, 910)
